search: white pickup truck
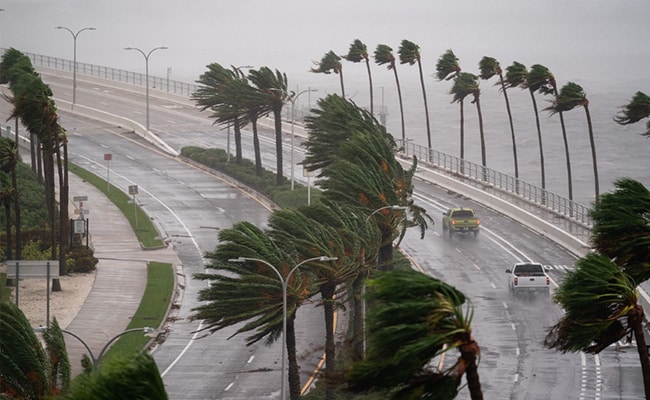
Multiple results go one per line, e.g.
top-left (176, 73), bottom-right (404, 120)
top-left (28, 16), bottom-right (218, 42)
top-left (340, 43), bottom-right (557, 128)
top-left (505, 262), bottom-right (551, 297)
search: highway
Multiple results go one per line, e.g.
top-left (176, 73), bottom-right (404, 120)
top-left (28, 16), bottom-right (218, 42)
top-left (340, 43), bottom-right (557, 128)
top-left (1, 69), bottom-right (646, 399)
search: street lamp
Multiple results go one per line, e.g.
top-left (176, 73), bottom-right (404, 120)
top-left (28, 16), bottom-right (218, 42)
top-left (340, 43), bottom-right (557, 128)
top-left (35, 326), bottom-right (160, 371)
top-left (124, 46), bottom-right (168, 131)
top-left (229, 255), bottom-right (337, 400)
top-left (286, 88), bottom-right (317, 190)
top-left (365, 204), bottom-right (408, 222)
top-left (55, 26), bottom-right (96, 107)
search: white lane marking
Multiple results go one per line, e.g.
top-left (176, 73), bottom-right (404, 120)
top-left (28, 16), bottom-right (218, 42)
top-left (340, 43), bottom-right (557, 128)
top-left (225, 382), bottom-right (234, 391)
top-left (247, 356), bottom-right (255, 364)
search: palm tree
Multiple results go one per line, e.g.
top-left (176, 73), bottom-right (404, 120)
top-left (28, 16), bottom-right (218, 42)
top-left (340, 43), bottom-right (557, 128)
top-left (192, 221), bottom-right (317, 400)
top-left (547, 82), bottom-right (599, 202)
top-left (311, 50), bottom-right (345, 97)
top-left (614, 91), bottom-right (650, 136)
top-left (347, 269), bottom-right (483, 400)
top-left (374, 44), bottom-right (405, 140)
top-left (0, 137), bottom-right (21, 260)
top-left (544, 253), bottom-right (650, 398)
top-left (589, 178), bottom-right (650, 284)
top-left (344, 39), bottom-right (373, 115)
top-left (451, 72), bottom-right (487, 176)
top-left (399, 39), bottom-right (432, 148)
top-left (436, 49), bottom-right (463, 160)
top-left (247, 67), bottom-right (289, 185)
top-left (479, 56), bottom-right (518, 181)
top-left (504, 62), bottom-right (548, 195)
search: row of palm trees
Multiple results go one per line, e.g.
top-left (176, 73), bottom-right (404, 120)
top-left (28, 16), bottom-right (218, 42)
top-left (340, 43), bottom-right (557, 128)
top-left (189, 89), bottom-right (487, 399)
top-left (311, 41), bottom-right (600, 204)
top-left (0, 48), bottom-right (69, 290)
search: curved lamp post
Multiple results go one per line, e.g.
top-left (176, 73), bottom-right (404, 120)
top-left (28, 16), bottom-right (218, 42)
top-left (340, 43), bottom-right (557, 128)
top-left (35, 326), bottom-right (160, 371)
top-left (229, 255), bottom-right (337, 400)
top-left (124, 46), bottom-right (168, 131)
top-left (55, 26), bottom-right (96, 107)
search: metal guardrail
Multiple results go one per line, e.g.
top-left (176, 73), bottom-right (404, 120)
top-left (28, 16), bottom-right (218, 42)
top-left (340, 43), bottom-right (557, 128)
top-left (397, 139), bottom-right (593, 229)
top-left (21, 50), bottom-right (199, 97)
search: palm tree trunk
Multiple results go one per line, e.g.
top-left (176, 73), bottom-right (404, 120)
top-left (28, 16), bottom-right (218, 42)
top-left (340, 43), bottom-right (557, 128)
top-left (287, 315), bottom-right (302, 400)
top-left (4, 197), bottom-right (12, 259)
top-left (321, 281), bottom-right (337, 400)
top-left (12, 159), bottom-right (21, 260)
top-left (364, 60), bottom-right (374, 115)
top-left (392, 68), bottom-right (406, 142)
top-left (234, 121), bottom-right (243, 164)
top-left (558, 111), bottom-right (574, 208)
top-left (459, 100), bottom-right (465, 174)
top-left (338, 70), bottom-right (345, 99)
top-left (475, 98), bottom-right (487, 182)
top-left (417, 61), bottom-right (432, 149)
top-left (499, 78), bottom-right (519, 183)
top-left (57, 142), bottom-right (69, 279)
top-left (378, 229), bottom-right (394, 272)
top-left (460, 340), bottom-right (484, 400)
top-left (350, 272), bottom-right (365, 361)
top-left (584, 106), bottom-right (599, 203)
top-left (529, 90), bottom-right (546, 203)
top-left (251, 118), bottom-right (262, 176)
top-left (631, 307), bottom-right (650, 398)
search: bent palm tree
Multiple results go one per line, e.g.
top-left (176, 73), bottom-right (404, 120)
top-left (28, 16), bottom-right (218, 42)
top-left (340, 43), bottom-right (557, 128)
top-left (399, 39), bottom-right (432, 148)
top-left (614, 91), bottom-right (650, 136)
top-left (347, 269), bottom-right (483, 400)
top-left (436, 50), bottom-right (463, 160)
top-left (311, 50), bottom-right (345, 97)
top-left (344, 39), bottom-right (373, 115)
top-left (544, 253), bottom-right (650, 398)
top-left (547, 82), bottom-right (599, 202)
top-left (374, 44), bottom-right (405, 140)
top-left (479, 56), bottom-right (518, 181)
top-left (451, 73), bottom-right (486, 175)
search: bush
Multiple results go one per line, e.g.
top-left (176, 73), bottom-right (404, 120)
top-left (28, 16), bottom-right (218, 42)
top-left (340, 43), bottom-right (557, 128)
top-left (67, 245), bottom-right (98, 273)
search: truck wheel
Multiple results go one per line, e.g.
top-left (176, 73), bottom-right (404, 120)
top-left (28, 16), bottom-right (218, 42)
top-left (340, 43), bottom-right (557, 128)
top-left (473, 230), bottom-right (479, 237)
top-left (448, 229), bottom-right (453, 238)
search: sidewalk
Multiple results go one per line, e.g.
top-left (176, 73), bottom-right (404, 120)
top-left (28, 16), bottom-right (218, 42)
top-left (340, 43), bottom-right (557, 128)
top-left (64, 172), bottom-right (180, 376)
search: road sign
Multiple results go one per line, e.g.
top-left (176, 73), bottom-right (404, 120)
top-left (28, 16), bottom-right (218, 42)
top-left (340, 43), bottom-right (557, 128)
top-left (129, 185), bottom-right (138, 195)
top-left (73, 195), bottom-right (88, 202)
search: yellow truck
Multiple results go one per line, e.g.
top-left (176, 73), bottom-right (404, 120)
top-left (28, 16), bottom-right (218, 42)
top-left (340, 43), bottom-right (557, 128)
top-left (442, 207), bottom-right (480, 237)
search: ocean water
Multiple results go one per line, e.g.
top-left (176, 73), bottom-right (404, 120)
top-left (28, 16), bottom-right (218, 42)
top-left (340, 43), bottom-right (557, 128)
top-left (1, 0), bottom-right (649, 205)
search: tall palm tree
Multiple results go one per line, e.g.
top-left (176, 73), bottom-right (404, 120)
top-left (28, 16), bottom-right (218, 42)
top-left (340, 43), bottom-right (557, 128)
top-left (479, 56), bottom-right (518, 181)
top-left (347, 269), bottom-right (483, 400)
top-left (311, 50), bottom-right (345, 98)
top-left (247, 67), bottom-right (289, 185)
top-left (547, 82), bottom-right (599, 202)
top-left (191, 221), bottom-right (310, 400)
top-left (399, 39), bottom-right (432, 148)
top-left (436, 50), bottom-right (463, 159)
top-left (344, 39), bottom-right (373, 115)
top-left (374, 44), bottom-right (405, 140)
top-left (0, 137), bottom-right (21, 260)
top-left (451, 72), bottom-right (487, 175)
top-left (544, 253), bottom-right (650, 398)
top-left (589, 178), bottom-right (650, 284)
top-left (504, 62), bottom-right (548, 195)
top-left (614, 91), bottom-right (650, 136)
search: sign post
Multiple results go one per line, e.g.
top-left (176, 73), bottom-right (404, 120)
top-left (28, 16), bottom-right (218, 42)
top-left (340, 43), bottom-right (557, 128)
top-left (104, 153), bottom-right (112, 191)
top-left (129, 185), bottom-right (139, 228)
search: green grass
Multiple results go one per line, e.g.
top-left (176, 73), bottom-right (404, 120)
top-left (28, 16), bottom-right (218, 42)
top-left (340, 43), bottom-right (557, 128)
top-left (69, 163), bottom-right (165, 249)
top-left (100, 262), bottom-right (174, 365)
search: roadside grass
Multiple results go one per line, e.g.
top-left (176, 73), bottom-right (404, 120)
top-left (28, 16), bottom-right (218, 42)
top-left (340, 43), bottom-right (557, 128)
top-left (69, 163), bottom-right (165, 249)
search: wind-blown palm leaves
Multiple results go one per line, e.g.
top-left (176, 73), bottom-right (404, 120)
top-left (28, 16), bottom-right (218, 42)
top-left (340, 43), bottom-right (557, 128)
top-left (479, 56), bottom-right (519, 181)
top-left (547, 81), bottom-right (599, 202)
top-left (399, 39), bottom-right (432, 149)
top-left (614, 91), bottom-right (650, 136)
top-left (589, 178), bottom-right (650, 284)
top-left (544, 254), bottom-right (650, 397)
top-left (344, 39), bottom-right (373, 115)
top-left (347, 269), bottom-right (483, 400)
top-left (247, 67), bottom-right (290, 185)
top-left (450, 72), bottom-right (487, 174)
top-left (374, 44), bottom-right (405, 140)
top-left (311, 50), bottom-right (345, 98)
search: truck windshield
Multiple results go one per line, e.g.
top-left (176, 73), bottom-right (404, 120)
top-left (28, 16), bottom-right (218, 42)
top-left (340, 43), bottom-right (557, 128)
top-left (515, 264), bottom-right (544, 275)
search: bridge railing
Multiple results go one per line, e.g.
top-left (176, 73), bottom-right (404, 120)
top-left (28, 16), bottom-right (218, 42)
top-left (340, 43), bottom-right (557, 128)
top-left (22, 50), bottom-right (199, 97)
top-left (398, 139), bottom-right (593, 229)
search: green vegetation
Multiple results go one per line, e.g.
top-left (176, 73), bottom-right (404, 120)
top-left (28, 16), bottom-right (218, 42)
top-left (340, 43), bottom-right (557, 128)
top-left (68, 163), bottom-right (164, 249)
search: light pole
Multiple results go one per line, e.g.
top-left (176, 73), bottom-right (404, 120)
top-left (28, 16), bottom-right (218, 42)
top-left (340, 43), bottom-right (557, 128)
top-left (35, 326), bottom-right (160, 371)
top-left (55, 26), bottom-right (95, 108)
top-left (124, 46), bottom-right (168, 131)
top-left (287, 88), bottom-right (317, 190)
top-left (229, 255), bottom-right (337, 400)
